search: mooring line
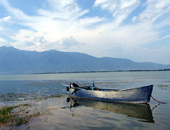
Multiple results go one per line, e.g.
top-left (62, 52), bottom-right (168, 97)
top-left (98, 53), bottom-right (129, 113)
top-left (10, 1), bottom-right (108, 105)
top-left (151, 95), bottom-right (166, 104)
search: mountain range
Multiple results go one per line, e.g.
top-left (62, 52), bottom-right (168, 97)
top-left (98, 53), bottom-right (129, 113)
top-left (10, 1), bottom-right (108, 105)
top-left (0, 46), bottom-right (170, 74)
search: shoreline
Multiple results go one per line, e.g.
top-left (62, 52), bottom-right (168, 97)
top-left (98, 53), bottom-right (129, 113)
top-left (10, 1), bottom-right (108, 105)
top-left (0, 69), bottom-right (170, 75)
top-left (33, 69), bottom-right (170, 74)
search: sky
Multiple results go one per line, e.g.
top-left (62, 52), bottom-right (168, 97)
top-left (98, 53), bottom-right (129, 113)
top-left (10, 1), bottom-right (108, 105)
top-left (0, 0), bottom-right (170, 64)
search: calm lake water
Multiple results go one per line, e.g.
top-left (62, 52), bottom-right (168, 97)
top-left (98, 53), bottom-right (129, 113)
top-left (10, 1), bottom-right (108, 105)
top-left (0, 71), bottom-right (170, 130)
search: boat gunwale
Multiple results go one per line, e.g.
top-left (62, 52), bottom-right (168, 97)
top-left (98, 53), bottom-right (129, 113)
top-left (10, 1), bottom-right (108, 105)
top-left (70, 85), bottom-right (153, 92)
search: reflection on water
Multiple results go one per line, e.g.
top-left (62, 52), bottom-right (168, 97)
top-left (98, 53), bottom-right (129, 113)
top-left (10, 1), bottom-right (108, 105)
top-left (0, 71), bottom-right (170, 129)
top-left (67, 98), bottom-right (154, 123)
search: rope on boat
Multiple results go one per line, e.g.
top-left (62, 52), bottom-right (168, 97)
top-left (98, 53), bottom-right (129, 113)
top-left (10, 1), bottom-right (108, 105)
top-left (151, 103), bottom-right (160, 111)
top-left (151, 95), bottom-right (166, 104)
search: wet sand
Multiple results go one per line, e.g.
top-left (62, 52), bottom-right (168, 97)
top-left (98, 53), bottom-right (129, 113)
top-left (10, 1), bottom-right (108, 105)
top-left (0, 96), bottom-right (159, 130)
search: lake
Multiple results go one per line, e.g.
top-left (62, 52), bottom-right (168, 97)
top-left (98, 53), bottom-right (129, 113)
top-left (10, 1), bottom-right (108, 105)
top-left (0, 71), bottom-right (170, 130)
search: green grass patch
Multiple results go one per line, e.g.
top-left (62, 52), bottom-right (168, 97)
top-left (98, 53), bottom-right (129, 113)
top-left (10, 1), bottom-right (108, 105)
top-left (0, 104), bottom-right (40, 128)
top-left (0, 106), bottom-right (17, 125)
top-left (15, 112), bottom-right (40, 126)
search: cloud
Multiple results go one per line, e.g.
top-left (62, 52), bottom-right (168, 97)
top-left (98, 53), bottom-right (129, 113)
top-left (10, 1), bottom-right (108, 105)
top-left (48, 0), bottom-right (80, 12)
top-left (162, 34), bottom-right (170, 40)
top-left (0, 0), bottom-right (170, 64)
top-left (0, 16), bottom-right (11, 30)
top-left (94, 0), bottom-right (140, 16)
top-left (0, 37), bottom-right (6, 42)
top-left (9, 29), bottom-right (48, 51)
top-left (2, 0), bottom-right (105, 50)
top-left (0, 23), bottom-right (3, 31)
top-left (0, 37), bottom-right (9, 46)
top-left (9, 29), bottom-right (81, 51)
top-left (0, 0), bottom-right (31, 21)
top-left (94, 0), bottom-right (140, 25)
top-left (1, 0), bottom-right (161, 49)
top-left (57, 36), bottom-right (79, 49)
top-left (0, 16), bottom-right (11, 22)
top-left (39, 0), bottom-right (89, 21)
top-left (132, 16), bottom-right (137, 22)
top-left (139, 0), bottom-right (170, 22)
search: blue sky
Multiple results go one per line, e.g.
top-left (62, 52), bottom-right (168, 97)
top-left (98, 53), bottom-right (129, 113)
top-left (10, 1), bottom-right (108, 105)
top-left (0, 0), bottom-right (170, 64)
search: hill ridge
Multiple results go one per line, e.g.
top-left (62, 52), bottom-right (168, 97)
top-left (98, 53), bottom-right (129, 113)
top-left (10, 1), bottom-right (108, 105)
top-left (0, 46), bottom-right (169, 74)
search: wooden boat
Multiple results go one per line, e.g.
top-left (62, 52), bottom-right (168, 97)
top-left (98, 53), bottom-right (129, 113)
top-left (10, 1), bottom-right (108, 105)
top-left (65, 83), bottom-right (153, 104)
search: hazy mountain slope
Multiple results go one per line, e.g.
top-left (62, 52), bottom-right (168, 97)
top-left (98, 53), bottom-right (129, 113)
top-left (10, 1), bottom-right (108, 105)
top-left (0, 46), bottom-right (169, 74)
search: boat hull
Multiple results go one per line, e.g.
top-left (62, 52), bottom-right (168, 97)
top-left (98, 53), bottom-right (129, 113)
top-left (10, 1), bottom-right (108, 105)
top-left (68, 85), bottom-right (153, 104)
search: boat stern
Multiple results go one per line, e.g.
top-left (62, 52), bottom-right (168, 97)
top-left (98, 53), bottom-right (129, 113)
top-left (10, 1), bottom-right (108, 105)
top-left (146, 85), bottom-right (153, 103)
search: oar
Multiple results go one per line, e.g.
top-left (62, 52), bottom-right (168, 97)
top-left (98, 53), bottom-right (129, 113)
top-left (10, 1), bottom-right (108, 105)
top-left (62, 84), bottom-right (71, 91)
top-left (62, 84), bottom-right (86, 90)
top-left (62, 84), bottom-right (85, 93)
top-left (62, 84), bottom-right (70, 87)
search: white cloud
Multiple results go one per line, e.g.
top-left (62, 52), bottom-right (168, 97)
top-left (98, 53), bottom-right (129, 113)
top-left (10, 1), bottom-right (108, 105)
top-left (94, 0), bottom-right (118, 12)
top-left (0, 37), bottom-right (6, 42)
top-left (0, 0), bottom-right (101, 42)
top-left (0, 16), bottom-right (11, 30)
top-left (10, 29), bottom-right (82, 51)
top-left (132, 16), bottom-right (137, 22)
top-left (0, 0), bottom-right (30, 21)
top-left (0, 0), bottom-right (170, 64)
top-left (0, 26), bottom-right (3, 31)
top-left (48, 0), bottom-right (79, 11)
top-left (159, 34), bottom-right (170, 41)
top-left (10, 29), bottom-right (47, 51)
top-left (57, 36), bottom-right (80, 49)
top-left (0, 16), bottom-right (11, 22)
top-left (40, 0), bottom-right (89, 21)
top-left (139, 0), bottom-right (170, 22)
top-left (0, 37), bottom-right (9, 46)
top-left (94, 0), bottom-right (140, 26)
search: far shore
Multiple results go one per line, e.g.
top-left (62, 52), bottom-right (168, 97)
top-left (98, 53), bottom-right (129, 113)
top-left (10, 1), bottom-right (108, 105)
top-left (33, 69), bottom-right (170, 74)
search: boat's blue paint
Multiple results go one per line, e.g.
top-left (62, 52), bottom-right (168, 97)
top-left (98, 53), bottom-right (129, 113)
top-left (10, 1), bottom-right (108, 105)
top-left (68, 85), bottom-right (153, 104)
